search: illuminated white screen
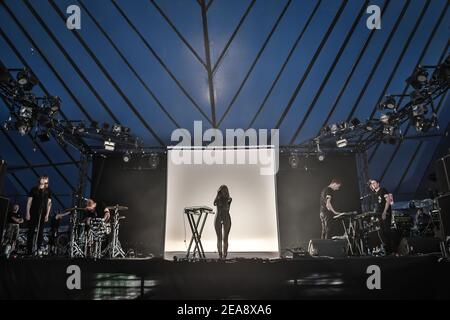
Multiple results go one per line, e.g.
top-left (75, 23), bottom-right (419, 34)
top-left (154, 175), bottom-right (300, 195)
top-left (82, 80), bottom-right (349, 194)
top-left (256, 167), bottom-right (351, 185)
top-left (165, 148), bottom-right (279, 253)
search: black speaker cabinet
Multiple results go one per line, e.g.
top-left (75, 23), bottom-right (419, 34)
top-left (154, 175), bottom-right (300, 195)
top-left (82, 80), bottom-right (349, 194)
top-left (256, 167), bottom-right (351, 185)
top-left (0, 196), bottom-right (10, 243)
top-left (308, 239), bottom-right (348, 257)
top-left (398, 237), bottom-right (441, 256)
top-left (437, 194), bottom-right (450, 240)
top-left (0, 159), bottom-right (6, 196)
top-left (436, 155), bottom-right (450, 194)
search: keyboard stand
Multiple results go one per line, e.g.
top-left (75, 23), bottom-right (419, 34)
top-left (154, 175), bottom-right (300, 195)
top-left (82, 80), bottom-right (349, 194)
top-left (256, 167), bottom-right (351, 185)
top-left (185, 206), bottom-right (213, 259)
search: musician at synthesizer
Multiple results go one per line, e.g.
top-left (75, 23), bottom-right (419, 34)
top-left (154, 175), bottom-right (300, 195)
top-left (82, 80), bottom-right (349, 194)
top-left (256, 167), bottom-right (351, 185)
top-left (320, 178), bottom-right (342, 239)
top-left (368, 179), bottom-right (394, 255)
top-left (26, 175), bottom-right (52, 255)
top-left (214, 185), bottom-right (232, 259)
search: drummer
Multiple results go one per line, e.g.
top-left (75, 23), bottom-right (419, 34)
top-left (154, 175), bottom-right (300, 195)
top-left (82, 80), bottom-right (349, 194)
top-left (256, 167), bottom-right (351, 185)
top-left (82, 199), bottom-right (110, 223)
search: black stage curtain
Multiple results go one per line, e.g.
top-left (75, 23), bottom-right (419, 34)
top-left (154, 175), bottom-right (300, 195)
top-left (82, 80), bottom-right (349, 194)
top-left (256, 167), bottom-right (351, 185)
top-left (91, 154), bottom-right (167, 257)
top-left (276, 153), bottom-right (360, 251)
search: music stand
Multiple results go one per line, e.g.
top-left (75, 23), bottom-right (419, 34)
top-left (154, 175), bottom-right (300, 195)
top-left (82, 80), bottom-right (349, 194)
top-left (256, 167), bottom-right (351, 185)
top-left (184, 206), bottom-right (213, 259)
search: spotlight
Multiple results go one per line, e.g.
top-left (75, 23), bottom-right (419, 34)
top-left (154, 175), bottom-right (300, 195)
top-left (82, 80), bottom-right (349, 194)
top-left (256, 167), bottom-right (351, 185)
top-left (16, 68), bottom-right (38, 91)
top-left (380, 113), bottom-right (390, 124)
top-left (16, 121), bottom-right (31, 136)
top-left (112, 124), bottom-right (122, 134)
top-left (19, 106), bottom-right (33, 119)
top-left (336, 138), bottom-right (348, 148)
top-left (288, 153), bottom-right (299, 169)
top-left (411, 104), bottom-right (427, 117)
top-left (338, 122), bottom-right (348, 131)
top-left (406, 66), bottom-right (428, 90)
top-left (122, 152), bottom-right (131, 163)
top-left (350, 118), bottom-right (361, 128)
top-left (76, 123), bottom-right (86, 133)
top-left (383, 125), bottom-right (395, 136)
top-left (149, 153), bottom-right (159, 169)
top-left (380, 96), bottom-right (397, 110)
top-left (49, 96), bottom-right (61, 115)
top-left (329, 123), bottom-right (338, 134)
top-left (104, 140), bottom-right (115, 151)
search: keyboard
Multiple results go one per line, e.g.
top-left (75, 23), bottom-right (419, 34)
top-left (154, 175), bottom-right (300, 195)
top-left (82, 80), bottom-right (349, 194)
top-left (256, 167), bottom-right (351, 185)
top-left (184, 206), bottom-right (214, 215)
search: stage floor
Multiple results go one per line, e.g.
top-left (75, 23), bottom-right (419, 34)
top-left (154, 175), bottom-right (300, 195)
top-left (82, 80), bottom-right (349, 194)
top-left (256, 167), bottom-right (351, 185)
top-left (1, 254), bottom-right (449, 299)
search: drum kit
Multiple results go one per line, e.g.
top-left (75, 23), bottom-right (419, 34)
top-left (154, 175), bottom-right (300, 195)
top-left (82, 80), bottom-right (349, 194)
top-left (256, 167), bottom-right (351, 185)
top-left (66, 204), bottom-right (128, 259)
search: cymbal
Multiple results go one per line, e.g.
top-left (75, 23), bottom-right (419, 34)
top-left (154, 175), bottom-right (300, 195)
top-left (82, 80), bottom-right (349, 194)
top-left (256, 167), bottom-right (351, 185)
top-left (105, 205), bottom-right (129, 211)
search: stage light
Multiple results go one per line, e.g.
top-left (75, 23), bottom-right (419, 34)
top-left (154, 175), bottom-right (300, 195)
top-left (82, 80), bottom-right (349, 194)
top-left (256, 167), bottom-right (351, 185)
top-left (380, 113), bottom-right (390, 124)
top-left (122, 152), bottom-right (131, 163)
top-left (16, 68), bottom-right (38, 91)
top-left (49, 96), bottom-right (61, 115)
top-left (288, 153), bottom-right (299, 169)
top-left (38, 130), bottom-right (51, 142)
top-left (102, 123), bottom-right (110, 130)
top-left (149, 153), bottom-right (159, 169)
top-left (104, 140), bottom-right (115, 151)
top-left (350, 118), bottom-right (361, 128)
top-left (406, 66), bottom-right (428, 90)
top-left (19, 106), bottom-right (33, 119)
top-left (16, 120), bottom-right (31, 136)
top-left (338, 123), bottom-right (346, 130)
top-left (336, 138), bottom-right (348, 148)
top-left (76, 123), bottom-right (86, 133)
top-left (329, 123), bottom-right (338, 134)
top-left (412, 104), bottom-right (427, 117)
top-left (112, 124), bottom-right (122, 134)
top-left (380, 96), bottom-right (397, 110)
top-left (383, 125), bottom-right (395, 136)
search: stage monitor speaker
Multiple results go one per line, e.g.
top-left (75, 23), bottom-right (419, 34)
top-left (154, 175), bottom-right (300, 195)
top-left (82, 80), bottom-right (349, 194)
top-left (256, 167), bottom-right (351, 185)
top-left (308, 239), bottom-right (348, 257)
top-left (0, 160), bottom-right (6, 196)
top-left (437, 194), bottom-right (450, 240)
top-left (0, 196), bottom-right (10, 244)
top-left (398, 237), bottom-right (441, 256)
top-left (436, 155), bottom-right (450, 194)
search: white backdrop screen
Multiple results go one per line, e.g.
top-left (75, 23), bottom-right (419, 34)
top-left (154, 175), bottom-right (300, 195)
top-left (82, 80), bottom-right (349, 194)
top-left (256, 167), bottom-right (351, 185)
top-left (165, 148), bottom-right (279, 253)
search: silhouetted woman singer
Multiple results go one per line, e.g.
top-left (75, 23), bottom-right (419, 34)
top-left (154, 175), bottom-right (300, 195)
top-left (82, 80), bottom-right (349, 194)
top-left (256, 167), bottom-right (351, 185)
top-left (214, 185), bottom-right (232, 259)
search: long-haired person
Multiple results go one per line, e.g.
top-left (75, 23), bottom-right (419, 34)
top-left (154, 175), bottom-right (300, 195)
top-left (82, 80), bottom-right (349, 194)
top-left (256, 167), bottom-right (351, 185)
top-left (26, 176), bottom-right (52, 255)
top-left (214, 185), bottom-right (232, 259)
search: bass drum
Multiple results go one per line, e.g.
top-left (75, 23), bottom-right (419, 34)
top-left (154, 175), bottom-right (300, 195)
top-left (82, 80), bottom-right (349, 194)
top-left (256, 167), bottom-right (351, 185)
top-left (55, 232), bottom-right (69, 256)
top-left (89, 218), bottom-right (109, 239)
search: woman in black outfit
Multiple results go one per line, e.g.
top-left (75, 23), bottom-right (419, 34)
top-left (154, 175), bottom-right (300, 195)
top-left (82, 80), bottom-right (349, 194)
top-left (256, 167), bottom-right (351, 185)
top-left (214, 185), bottom-right (232, 259)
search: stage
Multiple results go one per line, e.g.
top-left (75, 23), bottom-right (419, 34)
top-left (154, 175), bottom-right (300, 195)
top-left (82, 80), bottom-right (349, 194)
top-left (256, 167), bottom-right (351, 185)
top-left (1, 254), bottom-right (449, 300)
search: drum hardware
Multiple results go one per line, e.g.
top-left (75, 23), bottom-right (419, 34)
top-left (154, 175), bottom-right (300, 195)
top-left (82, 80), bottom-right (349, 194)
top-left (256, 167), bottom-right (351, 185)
top-left (67, 208), bottom-right (88, 258)
top-left (102, 205), bottom-right (127, 258)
